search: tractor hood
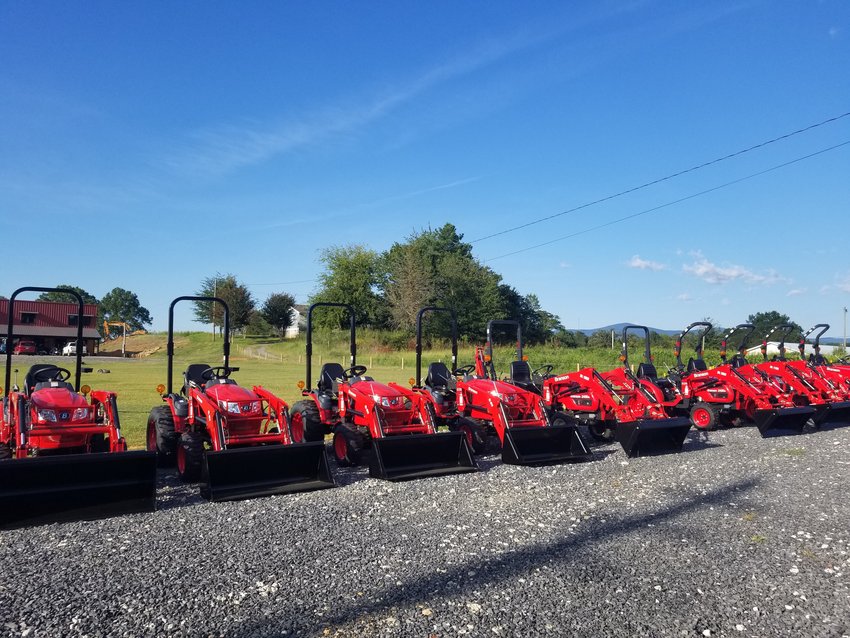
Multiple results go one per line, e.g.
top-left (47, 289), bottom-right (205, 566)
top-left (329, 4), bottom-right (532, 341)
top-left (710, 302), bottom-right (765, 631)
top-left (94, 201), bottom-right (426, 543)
top-left (463, 377), bottom-right (527, 402)
top-left (205, 383), bottom-right (258, 402)
top-left (348, 380), bottom-right (408, 408)
top-left (30, 387), bottom-right (89, 410)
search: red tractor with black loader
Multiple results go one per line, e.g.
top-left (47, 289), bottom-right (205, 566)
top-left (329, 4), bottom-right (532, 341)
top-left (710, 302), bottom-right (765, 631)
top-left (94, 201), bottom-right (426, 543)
top-left (146, 296), bottom-right (333, 501)
top-left (289, 302), bottom-right (477, 481)
top-left (1, 286), bottom-right (156, 529)
top-left (449, 319), bottom-right (592, 465)
top-left (797, 324), bottom-right (850, 409)
top-left (755, 324), bottom-right (850, 427)
top-left (710, 323), bottom-right (815, 436)
top-left (540, 324), bottom-right (692, 457)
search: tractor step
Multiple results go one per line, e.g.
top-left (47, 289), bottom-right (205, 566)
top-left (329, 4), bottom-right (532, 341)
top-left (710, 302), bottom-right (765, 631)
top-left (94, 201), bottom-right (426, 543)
top-left (369, 432), bottom-right (478, 481)
top-left (501, 423), bottom-right (594, 466)
top-left (615, 417), bottom-right (692, 457)
top-left (753, 406), bottom-right (815, 437)
top-left (201, 442), bottom-right (334, 501)
top-left (0, 451), bottom-right (157, 530)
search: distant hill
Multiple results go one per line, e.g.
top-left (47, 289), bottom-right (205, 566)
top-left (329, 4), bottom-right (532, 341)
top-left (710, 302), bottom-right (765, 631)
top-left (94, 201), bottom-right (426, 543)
top-left (572, 323), bottom-right (680, 336)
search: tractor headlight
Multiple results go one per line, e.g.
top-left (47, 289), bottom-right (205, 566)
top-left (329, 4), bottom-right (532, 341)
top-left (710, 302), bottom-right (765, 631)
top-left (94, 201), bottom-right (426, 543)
top-left (37, 409), bottom-right (57, 423)
top-left (380, 396), bottom-right (399, 407)
top-left (219, 401), bottom-right (242, 414)
top-left (72, 407), bottom-right (91, 422)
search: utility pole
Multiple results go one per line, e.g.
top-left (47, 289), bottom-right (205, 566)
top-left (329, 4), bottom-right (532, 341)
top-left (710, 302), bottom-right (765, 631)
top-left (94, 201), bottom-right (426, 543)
top-left (844, 306), bottom-right (847, 350)
top-left (212, 278), bottom-right (217, 341)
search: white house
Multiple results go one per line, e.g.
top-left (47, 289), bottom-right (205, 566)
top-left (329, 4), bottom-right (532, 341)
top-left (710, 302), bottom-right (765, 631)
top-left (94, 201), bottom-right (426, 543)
top-left (284, 305), bottom-right (308, 339)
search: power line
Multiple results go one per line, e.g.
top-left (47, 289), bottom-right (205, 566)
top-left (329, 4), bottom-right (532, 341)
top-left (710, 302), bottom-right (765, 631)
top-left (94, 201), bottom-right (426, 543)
top-left (471, 111), bottom-right (850, 243)
top-left (484, 139), bottom-right (850, 262)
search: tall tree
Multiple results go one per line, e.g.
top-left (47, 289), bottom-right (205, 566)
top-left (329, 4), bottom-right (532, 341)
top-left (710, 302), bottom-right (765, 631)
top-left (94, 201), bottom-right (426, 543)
top-left (260, 292), bottom-right (296, 338)
top-left (746, 310), bottom-right (802, 342)
top-left (383, 244), bottom-right (436, 329)
top-left (193, 274), bottom-right (255, 335)
top-left (310, 245), bottom-right (385, 328)
top-left (37, 285), bottom-right (98, 304)
top-left (100, 288), bottom-right (152, 332)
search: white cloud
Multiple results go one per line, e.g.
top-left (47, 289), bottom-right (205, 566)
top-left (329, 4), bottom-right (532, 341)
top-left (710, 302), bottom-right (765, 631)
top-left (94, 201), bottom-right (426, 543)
top-left (676, 293), bottom-right (694, 302)
top-left (559, 261), bottom-right (571, 269)
top-left (786, 288), bottom-right (806, 297)
top-left (682, 251), bottom-right (788, 286)
top-left (627, 255), bottom-right (666, 271)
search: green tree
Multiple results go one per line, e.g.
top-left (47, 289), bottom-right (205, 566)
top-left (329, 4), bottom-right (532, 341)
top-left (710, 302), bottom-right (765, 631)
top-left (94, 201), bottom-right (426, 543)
top-left (193, 274), bottom-right (256, 335)
top-left (310, 245), bottom-right (385, 328)
top-left (588, 329), bottom-right (614, 349)
top-left (100, 288), bottom-right (152, 333)
top-left (746, 310), bottom-right (802, 343)
top-left (37, 285), bottom-right (98, 304)
top-left (383, 243), bottom-right (436, 330)
top-left (260, 292), bottom-right (296, 338)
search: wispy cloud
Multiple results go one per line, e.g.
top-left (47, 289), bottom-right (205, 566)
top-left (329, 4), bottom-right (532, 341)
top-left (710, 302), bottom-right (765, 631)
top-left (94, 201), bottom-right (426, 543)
top-left (676, 292), bottom-right (694, 302)
top-left (682, 251), bottom-right (788, 285)
top-left (786, 288), bottom-right (806, 297)
top-left (559, 261), bottom-right (571, 269)
top-left (627, 255), bottom-right (666, 271)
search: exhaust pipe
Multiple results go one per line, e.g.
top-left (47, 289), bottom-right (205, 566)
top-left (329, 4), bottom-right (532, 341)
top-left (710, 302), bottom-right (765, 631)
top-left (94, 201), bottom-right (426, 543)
top-left (0, 451), bottom-right (157, 530)
top-left (615, 417), bottom-right (692, 457)
top-left (752, 406), bottom-right (815, 437)
top-left (369, 432), bottom-right (478, 481)
top-left (502, 423), bottom-right (593, 466)
top-left (201, 442), bottom-right (334, 501)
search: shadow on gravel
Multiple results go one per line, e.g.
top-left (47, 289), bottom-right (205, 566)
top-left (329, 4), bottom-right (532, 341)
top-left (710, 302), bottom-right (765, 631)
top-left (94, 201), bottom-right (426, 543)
top-left (233, 477), bottom-right (759, 637)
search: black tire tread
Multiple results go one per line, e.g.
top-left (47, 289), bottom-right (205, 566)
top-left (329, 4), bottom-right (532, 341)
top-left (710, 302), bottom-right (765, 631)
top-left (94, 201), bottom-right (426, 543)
top-left (177, 431), bottom-right (205, 483)
top-left (291, 399), bottom-right (325, 442)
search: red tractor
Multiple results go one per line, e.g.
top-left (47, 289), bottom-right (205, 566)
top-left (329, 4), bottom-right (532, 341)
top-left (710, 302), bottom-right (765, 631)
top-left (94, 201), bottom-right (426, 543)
top-left (667, 321), bottom-right (739, 431)
top-left (1, 286), bottom-right (156, 529)
top-left (540, 325), bottom-right (692, 457)
top-left (289, 302), bottom-right (477, 481)
top-left (448, 319), bottom-right (592, 465)
top-left (146, 296), bottom-right (333, 501)
top-left (797, 324), bottom-right (850, 414)
top-left (755, 324), bottom-right (850, 426)
top-left (709, 323), bottom-right (815, 436)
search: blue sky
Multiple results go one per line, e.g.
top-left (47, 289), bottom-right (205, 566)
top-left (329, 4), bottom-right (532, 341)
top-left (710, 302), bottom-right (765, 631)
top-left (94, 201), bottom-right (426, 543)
top-left (1, 0), bottom-right (848, 334)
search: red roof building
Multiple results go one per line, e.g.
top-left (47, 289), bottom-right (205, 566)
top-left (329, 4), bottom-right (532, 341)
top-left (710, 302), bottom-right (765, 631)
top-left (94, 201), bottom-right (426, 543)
top-left (0, 299), bottom-right (100, 355)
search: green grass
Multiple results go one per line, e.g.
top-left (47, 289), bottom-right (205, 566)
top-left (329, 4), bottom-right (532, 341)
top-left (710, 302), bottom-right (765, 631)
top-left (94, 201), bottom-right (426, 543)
top-left (5, 329), bottom-right (708, 450)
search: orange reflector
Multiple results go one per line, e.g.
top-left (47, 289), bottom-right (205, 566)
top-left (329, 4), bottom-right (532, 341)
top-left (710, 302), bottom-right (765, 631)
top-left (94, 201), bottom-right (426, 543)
top-left (408, 377), bottom-right (416, 386)
top-left (156, 383), bottom-right (165, 395)
top-left (80, 384), bottom-right (91, 395)
top-left (296, 380), bottom-right (305, 389)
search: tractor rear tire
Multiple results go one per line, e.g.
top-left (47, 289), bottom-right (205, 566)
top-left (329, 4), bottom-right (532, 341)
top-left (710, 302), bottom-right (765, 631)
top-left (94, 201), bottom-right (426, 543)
top-left (454, 417), bottom-right (487, 455)
top-left (89, 434), bottom-right (109, 453)
top-left (176, 432), bottom-right (205, 483)
top-left (147, 405), bottom-right (177, 466)
top-left (550, 413), bottom-right (576, 428)
top-left (291, 400), bottom-right (325, 443)
top-left (690, 403), bottom-right (719, 431)
top-left (332, 425), bottom-right (364, 466)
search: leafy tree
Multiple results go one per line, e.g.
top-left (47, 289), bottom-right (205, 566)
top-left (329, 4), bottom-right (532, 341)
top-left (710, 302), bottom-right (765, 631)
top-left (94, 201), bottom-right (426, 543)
top-left (588, 329), bottom-right (614, 349)
top-left (37, 285), bottom-right (98, 304)
top-left (100, 288), bottom-right (152, 333)
top-left (310, 245), bottom-right (385, 329)
top-left (260, 292), bottom-right (296, 338)
top-left (746, 310), bottom-right (802, 343)
top-left (246, 310), bottom-right (276, 337)
top-left (193, 274), bottom-right (255, 335)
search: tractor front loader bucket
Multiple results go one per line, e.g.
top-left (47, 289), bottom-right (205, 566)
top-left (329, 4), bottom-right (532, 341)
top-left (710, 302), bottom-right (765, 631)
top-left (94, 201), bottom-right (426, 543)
top-left (369, 432), bottom-right (478, 481)
top-left (0, 451), bottom-right (157, 530)
top-left (751, 406), bottom-right (814, 437)
top-left (201, 442), bottom-right (334, 501)
top-left (502, 423), bottom-right (594, 466)
top-left (615, 417), bottom-right (692, 458)
top-left (815, 400), bottom-right (850, 428)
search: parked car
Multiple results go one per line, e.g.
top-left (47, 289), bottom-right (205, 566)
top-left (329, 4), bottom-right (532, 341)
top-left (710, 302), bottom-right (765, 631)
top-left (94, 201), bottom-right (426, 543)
top-left (62, 340), bottom-right (88, 356)
top-left (13, 340), bottom-right (37, 355)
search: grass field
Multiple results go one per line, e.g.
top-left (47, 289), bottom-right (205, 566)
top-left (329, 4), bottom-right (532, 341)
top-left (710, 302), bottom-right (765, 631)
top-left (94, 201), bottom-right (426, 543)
top-left (5, 330), bottom-right (735, 450)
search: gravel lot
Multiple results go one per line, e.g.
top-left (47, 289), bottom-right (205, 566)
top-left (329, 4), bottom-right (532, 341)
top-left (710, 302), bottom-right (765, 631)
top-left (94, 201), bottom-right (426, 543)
top-left (1, 425), bottom-right (849, 638)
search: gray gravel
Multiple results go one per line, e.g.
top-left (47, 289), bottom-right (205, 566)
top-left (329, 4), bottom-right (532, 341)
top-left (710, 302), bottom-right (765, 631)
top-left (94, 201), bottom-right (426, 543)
top-left (1, 425), bottom-right (849, 638)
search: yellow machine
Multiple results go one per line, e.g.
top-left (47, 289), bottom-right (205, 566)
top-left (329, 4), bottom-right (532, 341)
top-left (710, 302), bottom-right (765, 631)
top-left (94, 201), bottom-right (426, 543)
top-left (103, 321), bottom-right (147, 356)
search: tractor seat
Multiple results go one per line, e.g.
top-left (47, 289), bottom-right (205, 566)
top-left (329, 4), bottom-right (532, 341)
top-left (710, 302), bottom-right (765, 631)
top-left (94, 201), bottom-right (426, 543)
top-left (183, 363), bottom-right (211, 393)
top-left (425, 362), bottom-right (452, 389)
top-left (730, 355), bottom-right (747, 368)
top-left (810, 354), bottom-right (828, 365)
top-left (636, 362), bottom-right (658, 381)
top-left (509, 360), bottom-right (540, 393)
top-left (318, 363), bottom-right (346, 394)
top-left (687, 358), bottom-right (708, 373)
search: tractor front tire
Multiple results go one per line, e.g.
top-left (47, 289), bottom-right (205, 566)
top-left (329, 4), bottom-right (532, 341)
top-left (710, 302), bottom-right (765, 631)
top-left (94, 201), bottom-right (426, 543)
top-left (176, 432), bottom-right (205, 483)
top-left (291, 400), bottom-right (325, 443)
top-left (332, 425), bottom-right (364, 466)
top-left (89, 434), bottom-right (109, 454)
top-left (454, 417), bottom-right (487, 455)
top-left (690, 403), bottom-right (719, 431)
top-left (0, 443), bottom-right (11, 460)
top-left (588, 422), bottom-right (615, 442)
top-left (147, 405), bottom-right (177, 466)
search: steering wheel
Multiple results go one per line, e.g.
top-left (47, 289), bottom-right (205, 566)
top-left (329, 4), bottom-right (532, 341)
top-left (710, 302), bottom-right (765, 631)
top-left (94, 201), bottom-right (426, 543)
top-left (342, 365), bottom-right (368, 379)
top-left (532, 364), bottom-right (555, 377)
top-left (35, 367), bottom-right (71, 383)
top-left (453, 364), bottom-right (476, 376)
top-left (201, 366), bottom-right (232, 381)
